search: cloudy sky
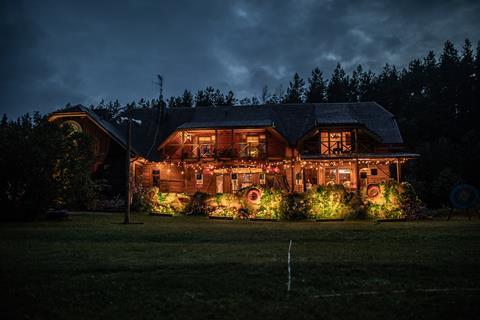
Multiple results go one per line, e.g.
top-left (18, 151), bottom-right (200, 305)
top-left (1, 0), bottom-right (479, 118)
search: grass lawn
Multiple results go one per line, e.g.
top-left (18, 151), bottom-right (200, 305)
top-left (1, 213), bottom-right (479, 319)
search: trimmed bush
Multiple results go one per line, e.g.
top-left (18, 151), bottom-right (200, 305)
top-left (134, 187), bottom-right (190, 215)
top-left (304, 185), bottom-right (354, 219)
top-left (364, 181), bottom-right (424, 219)
top-left (256, 188), bottom-right (285, 220)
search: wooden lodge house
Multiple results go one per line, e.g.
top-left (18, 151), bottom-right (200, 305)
top-left (49, 102), bottom-right (418, 197)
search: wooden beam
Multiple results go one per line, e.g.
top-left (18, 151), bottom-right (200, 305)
top-left (396, 159), bottom-right (401, 182)
top-left (214, 129), bottom-right (218, 160)
top-left (355, 155), bottom-right (360, 192)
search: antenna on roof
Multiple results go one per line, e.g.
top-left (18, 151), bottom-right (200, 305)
top-left (153, 75), bottom-right (163, 101)
top-left (147, 74), bottom-right (164, 159)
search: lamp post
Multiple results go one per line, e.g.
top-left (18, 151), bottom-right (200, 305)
top-left (124, 105), bottom-right (132, 224)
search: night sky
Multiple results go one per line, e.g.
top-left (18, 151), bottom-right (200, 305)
top-left (1, 0), bottom-right (479, 118)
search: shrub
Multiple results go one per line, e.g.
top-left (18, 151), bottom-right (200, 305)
top-left (304, 185), bottom-right (354, 219)
top-left (184, 192), bottom-right (210, 216)
top-left (363, 181), bottom-right (424, 219)
top-left (282, 193), bottom-right (308, 220)
top-left (256, 188), bottom-right (285, 220)
top-left (138, 187), bottom-right (190, 215)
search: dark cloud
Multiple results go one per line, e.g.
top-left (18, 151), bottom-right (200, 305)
top-left (1, 0), bottom-right (479, 118)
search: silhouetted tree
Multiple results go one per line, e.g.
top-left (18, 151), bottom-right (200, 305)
top-left (283, 73), bottom-right (305, 103)
top-left (305, 67), bottom-right (327, 103)
top-left (327, 63), bottom-right (349, 102)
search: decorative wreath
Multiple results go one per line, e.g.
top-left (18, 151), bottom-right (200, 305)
top-left (367, 184), bottom-right (380, 199)
top-left (246, 188), bottom-right (262, 204)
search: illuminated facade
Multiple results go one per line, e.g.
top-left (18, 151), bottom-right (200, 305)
top-left (49, 102), bottom-right (418, 196)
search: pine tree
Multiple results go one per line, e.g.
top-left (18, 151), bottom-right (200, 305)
top-left (327, 63), bottom-right (349, 102)
top-left (195, 88), bottom-right (213, 107)
top-left (375, 64), bottom-right (402, 112)
top-left (239, 97), bottom-right (251, 105)
top-left (305, 67), bottom-right (327, 103)
top-left (439, 40), bottom-right (462, 118)
top-left (181, 90), bottom-right (193, 107)
top-left (167, 96), bottom-right (183, 108)
top-left (358, 69), bottom-right (376, 101)
top-left (347, 65), bottom-right (363, 102)
top-left (224, 91), bottom-right (236, 106)
top-left (458, 39), bottom-right (476, 118)
top-left (261, 85), bottom-right (270, 104)
top-left (283, 73), bottom-right (305, 103)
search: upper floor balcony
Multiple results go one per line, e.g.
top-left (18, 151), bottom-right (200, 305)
top-left (300, 129), bottom-right (378, 158)
top-left (159, 128), bottom-right (285, 161)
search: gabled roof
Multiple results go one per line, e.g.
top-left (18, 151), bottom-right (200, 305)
top-left (51, 102), bottom-right (404, 161)
top-left (49, 105), bottom-right (139, 154)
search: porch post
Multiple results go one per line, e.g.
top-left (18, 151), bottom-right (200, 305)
top-left (355, 155), bottom-right (360, 191)
top-left (396, 159), bottom-right (401, 182)
top-left (183, 163), bottom-right (187, 193)
top-left (214, 129), bottom-right (218, 160)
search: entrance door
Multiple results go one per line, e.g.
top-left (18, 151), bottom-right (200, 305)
top-left (325, 168), bottom-right (336, 185)
top-left (216, 175), bottom-right (223, 193)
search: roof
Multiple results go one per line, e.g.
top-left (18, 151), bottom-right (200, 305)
top-left (51, 102), bottom-right (405, 161)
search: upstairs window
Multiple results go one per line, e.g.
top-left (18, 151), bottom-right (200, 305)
top-left (240, 134), bottom-right (266, 158)
top-left (320, 130), bottom-right (353, 155)
top-left (198, 136), bottom-right (215, 157)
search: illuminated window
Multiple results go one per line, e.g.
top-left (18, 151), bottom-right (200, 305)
top-left (259, 173), bottom-right (266, 185)
top-left (198, 136), bottom-right (214, 157)
top-left (152, 170), bottom-right (160, 187)
top-left (319, 130), bottom-right (353, 155)
top-left (295, 172), bottom-right (303, 185)
top-left (195, 172), bottom-right (203, 185)
top-left (338, 168), bottom-right (352, 188)
top-left (240, 135), bottom-right (265, 158)
top-left (246, 136), bottom-right (259, 144)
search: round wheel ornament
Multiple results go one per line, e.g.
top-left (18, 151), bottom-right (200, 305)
top-left (246, 188), bottom-right (262, 204)
top-left (367, 184), bottom-right (380, 199)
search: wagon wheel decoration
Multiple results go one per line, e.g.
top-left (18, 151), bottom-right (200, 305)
top-left (367, 184), bottom-right (380, 199)
top-left (246, 188), bottom-right (262, 204)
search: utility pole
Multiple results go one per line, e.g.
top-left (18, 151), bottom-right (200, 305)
top-left (124, 104), bottom-right (132, 224)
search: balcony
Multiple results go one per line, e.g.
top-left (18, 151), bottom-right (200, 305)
top-left (180, 142), bottom-right (267, 160)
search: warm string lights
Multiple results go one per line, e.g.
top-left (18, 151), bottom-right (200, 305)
top-left (148, 158), bottom-right (409, 174)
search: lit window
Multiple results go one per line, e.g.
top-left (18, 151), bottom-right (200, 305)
top-left (152, 170), bottom-right (160, 187)
top-left (247, 136), bottom-right (259, 144)
top-left (195, 173), bottom-right (203, 185)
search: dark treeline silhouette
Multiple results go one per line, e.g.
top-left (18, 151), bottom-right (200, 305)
top-left (84, 39), bottom-right (480, 206)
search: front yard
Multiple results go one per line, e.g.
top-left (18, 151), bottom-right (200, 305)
top-left (1, 213), bottom-right (479, 319)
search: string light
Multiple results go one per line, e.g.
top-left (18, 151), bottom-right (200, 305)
top-left (139, 157), bottom-right (412, 173)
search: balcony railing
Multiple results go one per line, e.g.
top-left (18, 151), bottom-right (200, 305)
top-left (177, 142), bottom-right (268, 160)
top-left (301, 141), bottom-right (377, 157)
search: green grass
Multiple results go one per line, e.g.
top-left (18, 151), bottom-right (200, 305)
top-left (1, 213), bottom-right (479, 319)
